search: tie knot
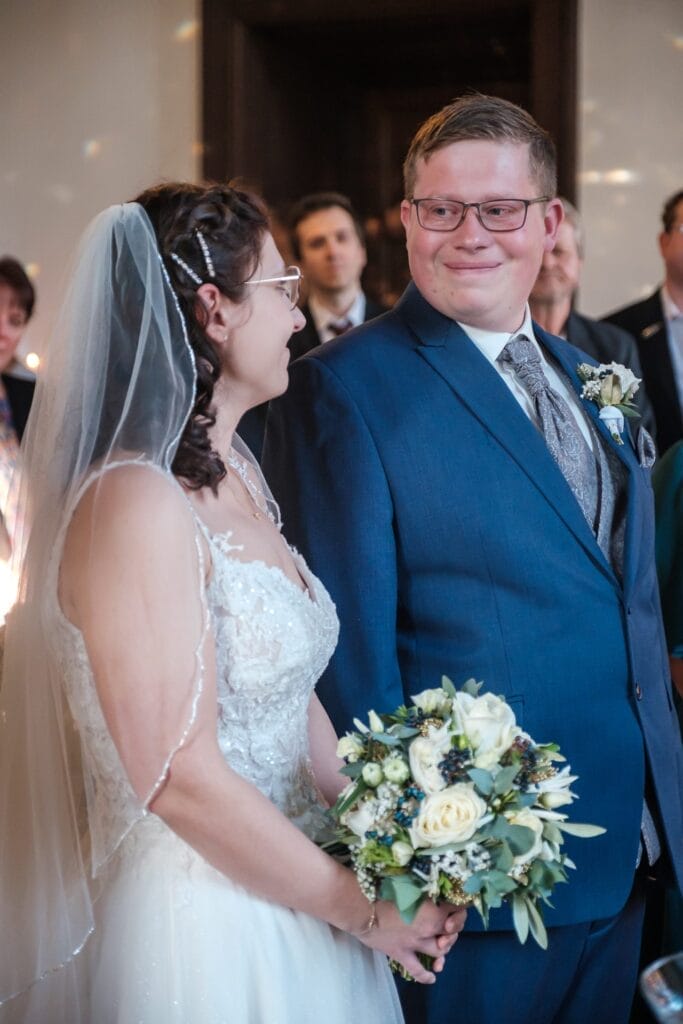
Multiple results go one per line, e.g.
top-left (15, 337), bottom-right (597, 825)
top-left (328, 317), bottom-right (353, 337)
top-left (499, 334), bottom-right (547, 397)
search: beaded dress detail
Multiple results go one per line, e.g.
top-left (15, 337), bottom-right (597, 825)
top-left (48, 473), bottom-right (402, 1024)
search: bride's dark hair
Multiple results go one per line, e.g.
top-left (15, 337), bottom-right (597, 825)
top-left (134, 181), bottom-right (269, 492)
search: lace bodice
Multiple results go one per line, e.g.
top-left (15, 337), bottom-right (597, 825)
top-left (52, 504), bottom-right (339, 873)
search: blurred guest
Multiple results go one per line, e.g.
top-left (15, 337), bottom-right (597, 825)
top-left (239, 192), bottom-right (386, 459)
top-left (651, 439), bottom-right (683, 964)
top-left (653, 440), bottom-right (683, 701)
top-left (0, 257), bottom-right (36, 544)
top-left (604, 190), bottom-right (683, 454)
top-left (288, 192), bottom-right (386, 359)
top-left (530, 199), bottom-right (655, 438)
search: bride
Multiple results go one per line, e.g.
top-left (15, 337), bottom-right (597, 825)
top-left (0, 183), bottom-right (464, 1022)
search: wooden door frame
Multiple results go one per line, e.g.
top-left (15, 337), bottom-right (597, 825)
top-left (201, 0), bottom-right (578, 200)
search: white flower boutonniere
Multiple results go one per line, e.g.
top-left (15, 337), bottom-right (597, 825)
top-left (576, 362), bottom-right (641, 445)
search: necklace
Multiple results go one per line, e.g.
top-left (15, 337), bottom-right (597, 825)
top-left (226, 449), bottom-right (266, 521)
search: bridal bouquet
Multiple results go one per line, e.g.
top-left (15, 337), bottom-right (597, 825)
top-left (327, 677), bottom-right (605, 953)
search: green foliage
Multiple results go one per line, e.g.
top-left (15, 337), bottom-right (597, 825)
top-left (380, 874), bottom-right (424, 923)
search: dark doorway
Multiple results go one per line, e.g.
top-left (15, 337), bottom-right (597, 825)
top-left (202, 0), bottom-right (577, 303)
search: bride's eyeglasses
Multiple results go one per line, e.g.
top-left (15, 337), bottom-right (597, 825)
top-left (245, 266), bottom-right (302, 309)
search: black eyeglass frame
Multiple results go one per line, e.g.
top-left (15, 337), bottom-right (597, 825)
top-left (409, 196), bottom-right (551, 233)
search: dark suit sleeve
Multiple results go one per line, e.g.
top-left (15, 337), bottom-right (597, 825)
top-left (263, 356), bottom-right (403, 733)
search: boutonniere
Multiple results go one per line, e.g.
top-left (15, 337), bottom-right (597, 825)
top-left (576, 362), bottom-right (641, 445)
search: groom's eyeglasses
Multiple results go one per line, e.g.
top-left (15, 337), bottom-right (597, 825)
top-left (410, 197), bottom-right (550, 233)
top-left (245, 266), bottom-right (302, 309)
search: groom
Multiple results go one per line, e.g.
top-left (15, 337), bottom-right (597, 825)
top-left (263, 95), bottom-right (683, 1023)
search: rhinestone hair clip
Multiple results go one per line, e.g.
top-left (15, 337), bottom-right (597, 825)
top-left (168, 251), bottom-right (203, 286)
top-left (195, 230), bottom-right (216, 279)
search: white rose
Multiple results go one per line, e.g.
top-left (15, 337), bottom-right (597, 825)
top-left (411, 687), bottom-right (451, 715)
top-left (392, 840), bottom-right (414, 867)
top-left (408, 726), bottom-right (451, 794)
top-left (462, 693), bottom-right (520, 769)
top-left (410, 783), bottom-right (486, 848)
top-left (342, 796), bottom-right (379, 838)
top-left (607, 362), bottom-right (640, 400)
top-left (507, 807), bottom-right (545, 865)
top-left (450, 690), bottom-right (475, 736)
top-left (336, 734), bottom-right (364, 763)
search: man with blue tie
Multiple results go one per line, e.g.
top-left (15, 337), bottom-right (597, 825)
top-left (263, 95), bottom-right (683, 1024)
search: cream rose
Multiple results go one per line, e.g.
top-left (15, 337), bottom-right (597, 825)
top-left (411, 687), bottom-right (451, 716)
top-left (408, 725), bottom-right (451, 794)
top-left (462, 693), bottom-right (521, 769)
top-left (410, 783), bottom-right (486, 848)
top-left (342, 796), bottom-right (379, 838)
top-left (336, 734), bottom-right (364, 763)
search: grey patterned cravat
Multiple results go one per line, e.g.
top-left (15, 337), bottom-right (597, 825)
top-left (498, 335), bottom-right (598, 531)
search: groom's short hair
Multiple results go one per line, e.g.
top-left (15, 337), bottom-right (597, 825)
top-left (403, 93), bottom-right (557, 201)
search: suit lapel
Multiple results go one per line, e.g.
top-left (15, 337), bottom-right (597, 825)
top-left (397, 287), bottom-right (616, 584)
top-left (535, 325), bottom-right (643, 596)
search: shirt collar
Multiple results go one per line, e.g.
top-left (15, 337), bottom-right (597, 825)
top-left (457, 305), bottom-right (539, 366)
top-left (662, 285), bottom-right (683, 322)
top-left (308, 291), bottom-right (365, 335)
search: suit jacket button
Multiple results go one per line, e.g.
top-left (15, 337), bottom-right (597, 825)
top-left (635, 684), bottom-right (643, 700)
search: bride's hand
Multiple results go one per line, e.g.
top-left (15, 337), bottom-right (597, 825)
top-left (355, 899), bottom-right (466, 983)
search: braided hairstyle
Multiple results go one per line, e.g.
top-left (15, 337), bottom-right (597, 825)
top-left (134, 182), bottom-right (269, 492)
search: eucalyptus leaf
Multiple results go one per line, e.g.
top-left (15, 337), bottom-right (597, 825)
top-left (493, 765), bottom-right (520, 794)
top-left (494, 840), bottom-right (513, 872)
top-left (371, 732), bottom-right (401, 746)
top-left (380, 874), bottom-right (424, 922)
top-left (339, 762), bottom-right (364, 779)
top-left (463, 874), bottom-right (484, 895)
top-left (392, 725), bottom-right (421, 739)
top-left (461, 677), bottom-right (483, 698)
top-left (468, 768), bottom-right (494, 796)
top-left (485, 870), bottom-right (517, 895)
top-left (441, 676), bottom-right (457, 698)
top-left (556, 822), bottom-right (606, 838)
top-left (541, 821), bottom-right (563, 845)
top-left (506, 824), bottom-right (536, 856)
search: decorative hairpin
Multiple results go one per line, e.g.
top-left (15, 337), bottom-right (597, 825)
top-left (168, 251), bottom-right (203, 286)
top-left (195, 230), bottom-right (216, 279)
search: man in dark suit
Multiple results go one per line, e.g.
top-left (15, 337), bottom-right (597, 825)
top-left (264, 95), bottom-right (683, 1024)
top-left (530, 198), bottom-right (656, 439)
top-left (238, 192), bottom-right (385, 457)
top-left (0, 256), bottom-right (37, 441)
top-left (603, 190), bottom-right (683, 455)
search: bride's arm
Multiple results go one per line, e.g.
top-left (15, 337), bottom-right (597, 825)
top-left (60, 465), bottom-right (464, 982)
top-left (308, 692), bottom-right (347, 805)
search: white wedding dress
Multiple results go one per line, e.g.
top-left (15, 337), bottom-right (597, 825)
top-left (49, 510), bottom-right (403, 1023)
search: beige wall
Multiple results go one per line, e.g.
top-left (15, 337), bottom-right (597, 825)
top-left (0, 0), bottom-right (199, 358)
top-left (3, 1), bottom-right (680, 338)
top-left (578, 0), bottom-right (683, 317)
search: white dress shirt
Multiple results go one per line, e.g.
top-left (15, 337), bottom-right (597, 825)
top-left (662, 286), bottom-right (683, 411)
top-left (309, 291), bottom-right (366, 344)
top-left (459, 305), bottom-right (595, 451)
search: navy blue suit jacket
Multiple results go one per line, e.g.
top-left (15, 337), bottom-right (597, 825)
top-left (264, 283), bottom-right (683, 930)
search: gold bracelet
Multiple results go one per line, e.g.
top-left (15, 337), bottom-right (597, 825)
top-left (359, 900), bottom-right (377, 935)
